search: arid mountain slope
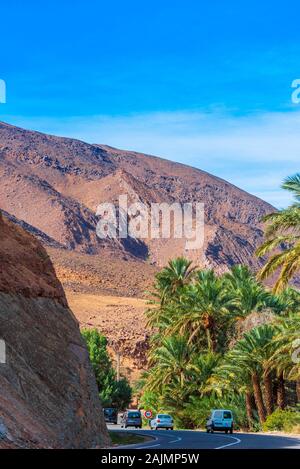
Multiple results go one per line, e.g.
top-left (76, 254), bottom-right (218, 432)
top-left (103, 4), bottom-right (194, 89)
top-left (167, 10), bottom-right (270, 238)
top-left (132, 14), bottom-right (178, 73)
top-left (0, 211), bottom-right (109, 448)
top-left (0, 120), bottom-right (274, 270)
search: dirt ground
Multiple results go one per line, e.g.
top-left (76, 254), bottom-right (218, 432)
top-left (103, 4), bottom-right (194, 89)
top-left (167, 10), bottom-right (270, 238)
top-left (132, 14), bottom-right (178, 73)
top-left (66, 291), bottom-right (149, 382)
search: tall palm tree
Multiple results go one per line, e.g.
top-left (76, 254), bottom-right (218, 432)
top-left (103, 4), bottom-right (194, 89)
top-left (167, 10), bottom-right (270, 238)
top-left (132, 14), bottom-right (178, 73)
top-left (257, 173), bottom-right (300, 293)
top-left (154, 257), bottom-right (196, 305)
top-left (224, 265), bottom-right (275, 319)
top-left (271, 287), bottom-right (300, 315)
top-left (146, 258), bottom-right (196, 331)
top-left (188, 352), bottom-right (221, 396)
top-left (147, 335), bottom-right (193, 391)
top-left (210, 357), bottom-right (256, 429)
top-left (227, 346), bottom-right (266, 423)
top-left (169, 270), bottom-right (235, 352)
top-left (145, 301), bottom-right (174, 333)
top-left (271, 314), bottom-right (300, 402)
top-left (223, 325), bottom-right (277, 423)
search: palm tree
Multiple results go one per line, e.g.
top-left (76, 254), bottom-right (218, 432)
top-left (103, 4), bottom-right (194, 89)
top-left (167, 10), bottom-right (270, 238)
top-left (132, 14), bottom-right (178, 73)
top-left (169, 270), bottom-right (235, 352)
top-left (210, 357), bottom-right (257, 429)
top-left (276, 371), bottom-right (286, 410)
top-left (188, 352), bottom-right (221, 396)
top-left (271, 287), bottom-right (300, 315)
top-left (147, 335), bottom-right (193, 391)
top-left (154, 257), bottom-right (196, 305)
top-left (227, 346), bottom-right (266, 423)
top-left (224, 265), bottom-right (275, 319)
top-left (223, 325), bottom-right (278, 423)
top-left (271, 314), bottom-right (300, 402)
top-left (283, 173), bottom-right (300, 201)
top-left (257, 173), bottom-right (300, 293)
top-left (145, 302), bottom-right (174, 333)
top-left (146, 258), bottom-right (196, 332)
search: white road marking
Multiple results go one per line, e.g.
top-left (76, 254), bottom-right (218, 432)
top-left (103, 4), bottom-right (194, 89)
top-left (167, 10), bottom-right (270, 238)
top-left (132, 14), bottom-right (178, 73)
top-left (137, 443), bottom-right (161, 448)
top-left (169, 436), bottom-right (182, 444)
top-left (136, 431), bottom-right (182, 448)
top-left (215, 435), bottom-right (241, 449)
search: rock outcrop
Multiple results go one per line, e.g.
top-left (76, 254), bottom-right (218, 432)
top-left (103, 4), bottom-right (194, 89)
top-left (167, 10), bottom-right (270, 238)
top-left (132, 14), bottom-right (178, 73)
top-left (0, 212), bottom-right (109, 448)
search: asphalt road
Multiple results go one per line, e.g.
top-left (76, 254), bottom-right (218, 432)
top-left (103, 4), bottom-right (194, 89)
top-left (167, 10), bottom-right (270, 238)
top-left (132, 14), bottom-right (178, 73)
top-left (107, 424), bottom-right (300, 449)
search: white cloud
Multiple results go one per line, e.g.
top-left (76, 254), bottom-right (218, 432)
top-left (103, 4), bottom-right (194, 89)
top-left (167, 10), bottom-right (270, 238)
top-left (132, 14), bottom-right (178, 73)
top-left (3, 109), bottom-right (300, 208)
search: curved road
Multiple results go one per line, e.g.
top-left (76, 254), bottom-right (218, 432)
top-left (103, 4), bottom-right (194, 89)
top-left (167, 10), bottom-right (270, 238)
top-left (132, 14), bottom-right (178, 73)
top-left (108, 425), bottom-right (300, 449)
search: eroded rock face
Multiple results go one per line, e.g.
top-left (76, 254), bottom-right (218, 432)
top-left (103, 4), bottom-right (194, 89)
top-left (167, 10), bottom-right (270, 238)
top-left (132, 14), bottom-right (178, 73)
top-left (0, 212), bottom-right (109, 448)
top-left (0, 120), bottom-right (274, 268)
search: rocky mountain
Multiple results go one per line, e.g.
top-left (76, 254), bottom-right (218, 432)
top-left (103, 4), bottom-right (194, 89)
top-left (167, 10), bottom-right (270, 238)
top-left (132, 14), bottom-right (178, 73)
top-left (1, 209), bottom-right (65, 249)
top-left (0, 211), bottom-right (109, 448)
top-left (0, 120), bottom-right (274, 269)
top-left (0, 121), bottom-right (275, 378)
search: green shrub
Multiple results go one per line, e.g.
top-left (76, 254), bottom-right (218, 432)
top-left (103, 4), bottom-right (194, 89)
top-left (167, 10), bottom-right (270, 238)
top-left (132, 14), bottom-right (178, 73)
top-left (262, 409), bottom-right (300, 432)
top-left (81, 328), bottom-right (132, 410)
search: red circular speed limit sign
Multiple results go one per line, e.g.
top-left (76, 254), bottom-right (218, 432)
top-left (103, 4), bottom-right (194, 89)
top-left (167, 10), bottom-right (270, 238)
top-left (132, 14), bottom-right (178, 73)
top-left (144, 410), bottom-right (153, 419)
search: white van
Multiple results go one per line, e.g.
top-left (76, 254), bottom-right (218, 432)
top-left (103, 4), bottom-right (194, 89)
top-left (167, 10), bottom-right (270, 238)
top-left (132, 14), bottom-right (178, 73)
top-left (206, 409), bottom-right (234, 434)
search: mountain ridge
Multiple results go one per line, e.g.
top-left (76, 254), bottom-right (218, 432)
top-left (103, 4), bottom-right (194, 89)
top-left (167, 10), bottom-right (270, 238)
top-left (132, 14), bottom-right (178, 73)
top-left (0, 121), bottom-right (275, 376)
top-left (0, 120), bottom-right (274, 270)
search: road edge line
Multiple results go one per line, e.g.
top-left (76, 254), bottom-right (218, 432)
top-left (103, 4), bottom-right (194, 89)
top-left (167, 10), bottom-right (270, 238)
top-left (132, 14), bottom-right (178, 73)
top-left (215, 435), bottom-right (241, 449)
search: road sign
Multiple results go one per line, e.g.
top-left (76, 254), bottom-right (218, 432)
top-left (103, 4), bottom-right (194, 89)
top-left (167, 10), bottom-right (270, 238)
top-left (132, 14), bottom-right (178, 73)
top-left (144, 410), bottom-right (153, 419)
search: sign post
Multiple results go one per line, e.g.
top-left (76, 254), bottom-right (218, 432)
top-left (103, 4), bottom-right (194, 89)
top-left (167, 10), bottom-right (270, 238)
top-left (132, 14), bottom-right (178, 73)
top-left (143, 410), bottom-right (153, 420)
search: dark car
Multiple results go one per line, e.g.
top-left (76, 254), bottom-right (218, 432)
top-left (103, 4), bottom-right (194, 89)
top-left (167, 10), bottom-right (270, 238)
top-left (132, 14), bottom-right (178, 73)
top-left (103, 407), bottom-right (118, 424)
top-left (121, 410), bottom-right (142, 429)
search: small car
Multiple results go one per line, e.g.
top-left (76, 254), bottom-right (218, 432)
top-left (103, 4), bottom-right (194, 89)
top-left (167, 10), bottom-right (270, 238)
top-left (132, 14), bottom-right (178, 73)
top-left (206, 409), bottom-right (234, 433)
top-left (150, 414), bottom-right (174, 430)
top-left (103, 407), bottom-right (118, 424)
top-left (120, 410), bottom-right (142, 429)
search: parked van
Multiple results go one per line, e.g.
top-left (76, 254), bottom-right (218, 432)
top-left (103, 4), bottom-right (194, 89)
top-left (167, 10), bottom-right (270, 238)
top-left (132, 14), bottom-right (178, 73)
top-left (206, 409), bottom-right (234, 433)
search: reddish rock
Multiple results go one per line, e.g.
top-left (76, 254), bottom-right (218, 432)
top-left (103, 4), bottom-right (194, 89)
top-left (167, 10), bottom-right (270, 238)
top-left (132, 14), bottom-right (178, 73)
top-left (0, 212), bottom-right (109, 448)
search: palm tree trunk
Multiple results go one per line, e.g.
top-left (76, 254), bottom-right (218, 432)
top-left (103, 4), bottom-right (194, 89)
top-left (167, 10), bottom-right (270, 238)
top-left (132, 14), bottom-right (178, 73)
top-left (206, 329), bottom-right (212, 352)
top-left (210, 327), bottom-right (217, 353)
top-left (263, 371), bottom-right (273, 415)
top-left (252, 372), bottom-right (266, 424)
top-left (277, 372), bottom-right (286, 410)
top-left (205, 328), bottom-right (217, 353)
top-left (296, 379), bottom-right (300, 403)
top-left (206, 321), bottom-right (217, 353)
top-left (245, 391), bottom-right (254, 429)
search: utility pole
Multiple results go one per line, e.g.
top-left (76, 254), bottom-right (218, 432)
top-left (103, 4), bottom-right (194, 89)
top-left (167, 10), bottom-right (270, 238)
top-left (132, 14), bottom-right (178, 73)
top-left (116, 351), bottom-right (121, 382)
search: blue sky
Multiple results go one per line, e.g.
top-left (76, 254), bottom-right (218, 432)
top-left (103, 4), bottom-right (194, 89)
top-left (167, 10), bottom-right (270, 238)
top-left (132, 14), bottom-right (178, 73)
top-left (1, 0), bottom-right (300, 207)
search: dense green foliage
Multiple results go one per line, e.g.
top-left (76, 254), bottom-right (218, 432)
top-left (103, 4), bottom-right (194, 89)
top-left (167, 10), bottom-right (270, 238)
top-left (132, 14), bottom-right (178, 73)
top-left (140, 175), bottom-right (300, 431)
top-left (82, 329), bottom-right (132, 409)
top-left (140, 258), bottom-right (300, 430)
top-left (257, 173), bottom-right (300, 293)
top-left (262, 409), bottom-right (300, 432)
